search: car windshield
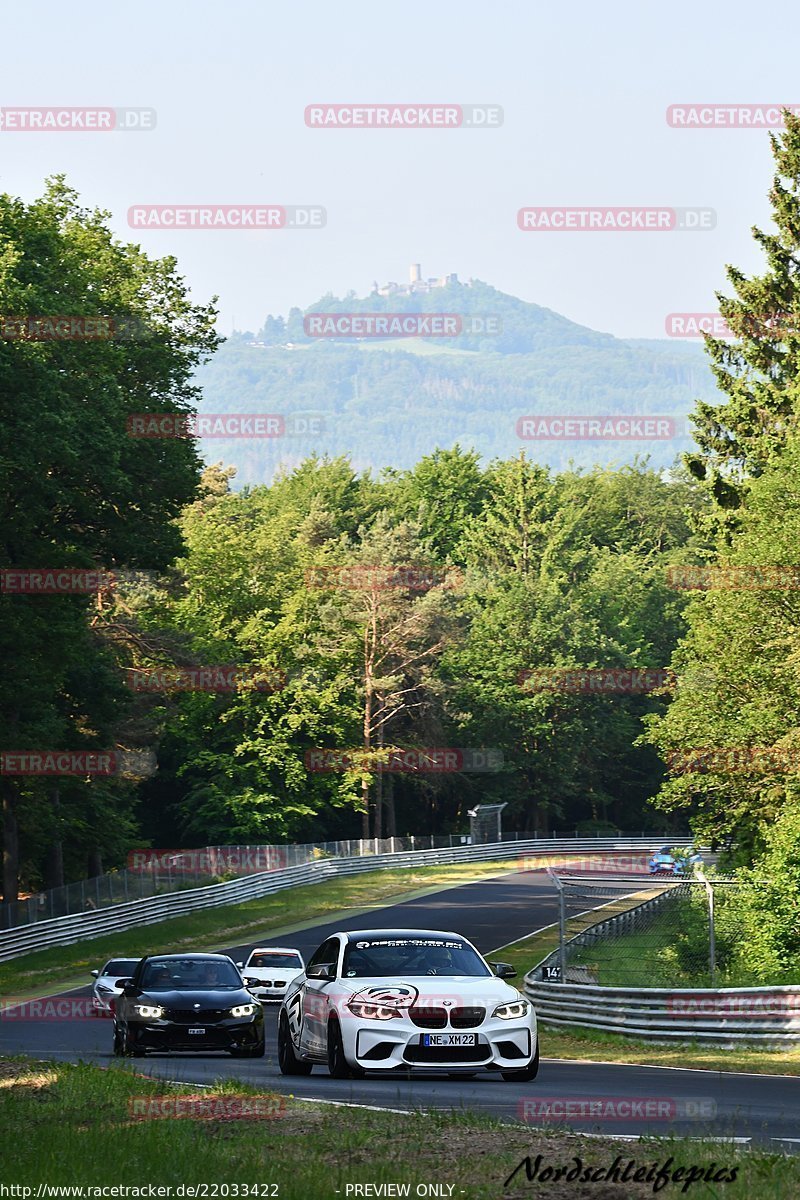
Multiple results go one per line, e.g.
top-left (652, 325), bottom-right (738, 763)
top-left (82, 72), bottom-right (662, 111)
top-left (342, 937), bottom-right (491, 978)
top-left (141, 959), bottom-right (242, 990)
top-left (103, 960), bottom-right (140, 975)
top-left (248, 953), bottom-right (302, 968)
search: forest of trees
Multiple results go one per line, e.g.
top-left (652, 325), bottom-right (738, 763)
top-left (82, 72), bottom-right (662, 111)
top-left (4, 113), bottom-right (800, 986)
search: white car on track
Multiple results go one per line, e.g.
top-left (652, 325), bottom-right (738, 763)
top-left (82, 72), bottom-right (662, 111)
top-left (90, 958), bottom-right (142, 1016)
top-left (277, 928), bottom-right (538, 1081)
top-left (236, 947), bottom-right (305, 1003)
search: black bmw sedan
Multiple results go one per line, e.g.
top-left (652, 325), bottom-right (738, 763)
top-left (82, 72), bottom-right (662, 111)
top-left (113, 953), bottom-right (265, 1057)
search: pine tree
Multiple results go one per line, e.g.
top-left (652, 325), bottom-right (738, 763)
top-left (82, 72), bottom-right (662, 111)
top-left (687, 109), bottom-right (800, 521)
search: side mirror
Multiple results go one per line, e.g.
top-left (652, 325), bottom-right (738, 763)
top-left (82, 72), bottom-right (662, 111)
top-left (114, 978), bottom-right (134, 990)
top-left (90, 970), bottom-right (99, 978)
top-left (236, 961), bottom-right (245, 968)
top-left (491, 962), bottom-right (517, 979)
top-left (307, 964), bottom-right (335, 981)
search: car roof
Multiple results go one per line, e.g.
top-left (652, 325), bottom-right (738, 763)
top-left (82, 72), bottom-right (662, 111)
top-left (140, 953), bottom-right (233, 962)
top-left (248, 947), bottom-right (302, 954)
top-left (342, 929), bottom-right (464, 942)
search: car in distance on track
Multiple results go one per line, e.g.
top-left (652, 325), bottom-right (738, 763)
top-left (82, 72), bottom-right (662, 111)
top-left (235, 946), bottom-right (305, 1003)
top-left (277, 928), bottom-right (538, 1081)
top-left (90, 958), bottom-right (141, 1016)
top-left (113, 953), bottom-right (265, 1058)
top-left (649, 846), bottom-right (704, 876)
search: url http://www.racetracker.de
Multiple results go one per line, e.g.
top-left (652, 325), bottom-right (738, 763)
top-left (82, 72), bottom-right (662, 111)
top-left (0, 1187), bottom-right (281, 1198)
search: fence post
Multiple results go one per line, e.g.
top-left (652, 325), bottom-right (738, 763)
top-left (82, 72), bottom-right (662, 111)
top-left (548, 870), bottom-right (567, 982)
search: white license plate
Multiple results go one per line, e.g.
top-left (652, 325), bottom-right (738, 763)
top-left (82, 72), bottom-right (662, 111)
top-left (422, 1033), bottom-right (477, 1047)
top-left (188, 1027), bottom-right (206, 1035)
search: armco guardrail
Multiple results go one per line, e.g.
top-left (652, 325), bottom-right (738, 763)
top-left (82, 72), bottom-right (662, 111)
top-left (523, 978), bottom-right (800, 1046)
top-left (523, 873), bottom-right (800, 1046)
top-left (0, 837), bottom-right (671, 962)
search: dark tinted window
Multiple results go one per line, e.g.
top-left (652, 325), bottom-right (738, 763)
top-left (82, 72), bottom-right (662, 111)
top-left (307, 938), bottom-right (340, 973)
top-left (103, 959), bottom-right (140, 975)
top-left (141, 958), bottom-right (242, 990)
top-left (249, 953), bottom-right (302, 969)
top-left (342, 937), bottom-right (490, 978)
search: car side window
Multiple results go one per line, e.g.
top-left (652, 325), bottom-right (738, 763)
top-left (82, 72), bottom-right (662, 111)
top-left (307, 937), bottom-right (340, 975)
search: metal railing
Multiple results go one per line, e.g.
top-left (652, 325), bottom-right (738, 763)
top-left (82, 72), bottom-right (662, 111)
top-left (0, 836), bottom-right (673, 961)
top-left (523, 873), bottom-right (800, 1046)
top-left (1, 828), bottom-right (663, 930)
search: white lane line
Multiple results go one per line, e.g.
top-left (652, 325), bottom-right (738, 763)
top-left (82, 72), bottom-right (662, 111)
top-left (291, 1096), bottom-right (414, 1116)
top-left (543, 1057), bottom-right (800, 1080)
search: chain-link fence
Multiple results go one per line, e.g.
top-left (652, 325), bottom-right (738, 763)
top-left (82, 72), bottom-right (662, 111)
top-left (536, 873), bottom-right (741, 989)
top-left (3, 828), bottom-right (665, 929)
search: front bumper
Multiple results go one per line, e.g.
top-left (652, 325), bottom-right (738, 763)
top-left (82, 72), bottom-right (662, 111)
top-left (345, 1016), bottom-right (536, 1071)
top-left (249, 985), bottom-right (288, 1004)
top-left (128, 1014), bottom-right (264, 1052)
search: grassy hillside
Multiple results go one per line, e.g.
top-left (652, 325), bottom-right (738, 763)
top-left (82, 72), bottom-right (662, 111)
top-left (194, 279), bottom-right (718, 484)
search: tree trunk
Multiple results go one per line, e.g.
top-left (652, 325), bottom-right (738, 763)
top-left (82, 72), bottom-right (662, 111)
top-left (2, 778), bottom-right (19, 903)
top-left (374, 713), bottom-right (384, 841)
top-left (385, 773), bottom-right (396, 838)
top-left (87, 848), bottom-right (103, 878)
top-left (45, 785), bottom-right (64, 890)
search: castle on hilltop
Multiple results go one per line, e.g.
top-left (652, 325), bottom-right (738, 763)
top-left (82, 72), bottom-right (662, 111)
top-left (372, 264), bottom-right (460, 298)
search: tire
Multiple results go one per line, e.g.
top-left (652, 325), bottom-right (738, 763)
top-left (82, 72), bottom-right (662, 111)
top-left (501, 1039), bottom-right (539, 1082)
top-left (230, 1039), bottom-right (265, 1059)
top-left (124, 1026), bottom-right (146, 1058)
top-left (326, 1016), bottom-right (364, 1079)
top-left (113, 1024), bottom-right (124, 1056)
top-left (277, 1012), bottom-right (312, 1076)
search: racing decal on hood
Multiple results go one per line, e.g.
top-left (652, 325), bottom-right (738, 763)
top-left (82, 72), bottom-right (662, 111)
top-left (347, 984), bottom-right (418, 1007)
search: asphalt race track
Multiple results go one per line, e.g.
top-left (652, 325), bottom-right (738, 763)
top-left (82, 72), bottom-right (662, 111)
top-left (3, 868), bottom-right (799, 1148)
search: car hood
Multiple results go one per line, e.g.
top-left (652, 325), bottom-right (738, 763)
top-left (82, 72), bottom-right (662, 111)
top-left (136, 988), bottom-right (256, 1008)
top-left (337, 975), bottom-right (524, 1007)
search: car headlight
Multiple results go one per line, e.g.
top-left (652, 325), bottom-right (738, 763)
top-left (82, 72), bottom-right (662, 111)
top-left (346, 1001), bottom-right (400, 1020)
top-left (96, 985), bottom-right (113, 995)
top-left (134, 1004), bottom-right (164, 1019)
top-left (492, 999), bottom-right (530, 1020)
top-left (229, 1003), bottom-right (258, 1018)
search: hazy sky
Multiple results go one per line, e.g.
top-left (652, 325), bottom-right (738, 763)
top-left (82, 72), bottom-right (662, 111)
top-left (4, 0), bottom-right (799, 338)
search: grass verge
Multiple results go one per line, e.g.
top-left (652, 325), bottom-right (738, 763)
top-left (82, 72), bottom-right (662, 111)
top-left (1, 860), bottom-right (518, 1001)
top-left (2, 1056), bottom-right (797, 1200)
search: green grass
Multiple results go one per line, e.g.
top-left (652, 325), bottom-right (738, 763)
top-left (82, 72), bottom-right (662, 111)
top-left (1, 860), bottom-right (519, 1001)
top-left (540, 1024), bottom-right (800, 1077)
top-left (2, 1056), bottom-right (797, 1199)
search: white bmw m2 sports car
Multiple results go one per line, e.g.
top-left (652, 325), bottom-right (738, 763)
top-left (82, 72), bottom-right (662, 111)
top-left (277, 928), bottom-right (538, 1081)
